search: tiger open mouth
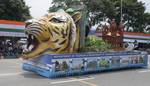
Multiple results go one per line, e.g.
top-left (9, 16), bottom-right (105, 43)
top-left (24, 34), bottom-right (39, 54)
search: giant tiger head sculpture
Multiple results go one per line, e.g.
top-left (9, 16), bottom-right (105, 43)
top-left (22, 12), bottom-right (81, 59)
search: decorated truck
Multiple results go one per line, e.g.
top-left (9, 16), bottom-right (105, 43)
top-left (22, 9), bottom-right (148, 78)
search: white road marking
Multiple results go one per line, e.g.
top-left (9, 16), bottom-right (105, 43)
top-left (51, 77), bottom-right (94, 84)
top-left (138, 70), bottom-right (150, 73)
top-left (0, 72), bottom-right (23, 77)
top-left (78, 80), bottom-right (98, 86)
top-left (70, 77), bottom-right (98, 86)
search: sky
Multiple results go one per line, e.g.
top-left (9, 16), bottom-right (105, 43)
top-left (24, 0), bottom-right (150, 18)
top-left (25, 0), bottom-right (52, 18)
top-left (138, 0), bottom-right (150, 12)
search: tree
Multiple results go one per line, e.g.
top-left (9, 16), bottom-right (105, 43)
top-left (49, 0), bottom-right (150, 33)
top-left (121, 0), bottom-right (146, 32)
top-left (49, 0), bottom-right (82, 12)
top-left (143, 13), bottom-right (150, 33)
top-left (0, 0), bottom-right (31, 21)
top-left (83, 0), bottom-right (149, 32)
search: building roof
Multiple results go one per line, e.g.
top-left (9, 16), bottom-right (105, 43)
top-left (0, 20), bottom-right (25, 25)
top-left (95, 31), bottom-right (150, 43)
top-left (0, 20), bottom-right (26, 37)
top-left (124, 32), bottom-right (150, 37)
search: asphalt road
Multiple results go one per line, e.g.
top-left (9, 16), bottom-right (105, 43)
top-left (0, 56), bottom-right (150, 86)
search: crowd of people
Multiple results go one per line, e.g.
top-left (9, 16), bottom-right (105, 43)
top-left (0, 40), bottom-right (23, 58)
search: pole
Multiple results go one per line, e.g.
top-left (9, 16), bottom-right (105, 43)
top-left (120, 0), bottom-right (122, 23)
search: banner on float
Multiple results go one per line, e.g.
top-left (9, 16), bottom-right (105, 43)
top-left (50, 54), bottom-right (147, 73)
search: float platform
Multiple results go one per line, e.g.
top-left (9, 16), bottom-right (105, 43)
top-left (22, 51), bottom-right (148, 78)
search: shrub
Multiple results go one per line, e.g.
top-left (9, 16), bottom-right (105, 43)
top-left (81, 36), bottom-right (112, 52)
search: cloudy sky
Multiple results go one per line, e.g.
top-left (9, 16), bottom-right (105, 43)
top-left (25, 0), bottom-right (150, 18)
top-left (25, 0), bottom-right (52, 18)
top-left (139, 0), bottom-right (150, 12)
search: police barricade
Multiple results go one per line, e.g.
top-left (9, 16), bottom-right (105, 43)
top-left (22, 51), bottom-right (148, 78)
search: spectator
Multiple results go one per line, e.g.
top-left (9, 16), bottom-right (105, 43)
top-left (0, 40), bottom-right (24, 58)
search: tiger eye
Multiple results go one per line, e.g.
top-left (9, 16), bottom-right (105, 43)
top-left (50, 18), bottom-right (62, 23)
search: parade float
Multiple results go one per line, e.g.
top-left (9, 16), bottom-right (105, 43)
top-left (22, 9), bottom-right (148, 78)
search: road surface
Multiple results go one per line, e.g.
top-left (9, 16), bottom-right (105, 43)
top-left (0, 56), bottom-right (149, 86)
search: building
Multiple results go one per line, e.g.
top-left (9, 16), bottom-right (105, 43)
top-left (95, 30), bottom-right (150, 50)
top-left (0, 20), bottom-right (26, 58)
top-left (0, 20), bottom-right (25, 37)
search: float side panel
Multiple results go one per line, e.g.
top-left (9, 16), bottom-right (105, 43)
top-left (22, 52), bottom-right (148, 78)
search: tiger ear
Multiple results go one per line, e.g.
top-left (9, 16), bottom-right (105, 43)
top-left (72, 12), bottom-right (82, 23)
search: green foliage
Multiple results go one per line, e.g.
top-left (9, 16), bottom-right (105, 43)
top-left (143, 13), bottom-right (150, 33)
top-left (0, 0), bottom-right (31, 21)
top-left (99, 59), bottom-right (110, 67)
top-left (49, 0), bottom-right (150, 33)
top-left (49, 0), bottom-right (83, 12)
top-left (83, 0), bottom-right (150, 32)
top-left (81, 36), bottom-right (112, 52)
